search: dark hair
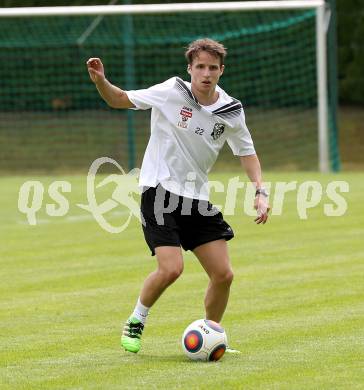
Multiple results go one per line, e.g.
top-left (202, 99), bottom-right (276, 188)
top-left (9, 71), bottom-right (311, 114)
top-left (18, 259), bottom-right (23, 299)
top-left (185, 38), bottom-right (227, 66)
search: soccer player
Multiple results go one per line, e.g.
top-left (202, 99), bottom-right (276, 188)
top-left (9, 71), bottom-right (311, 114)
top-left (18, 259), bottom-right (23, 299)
top-left (87, 38), bottom-right (270, 354)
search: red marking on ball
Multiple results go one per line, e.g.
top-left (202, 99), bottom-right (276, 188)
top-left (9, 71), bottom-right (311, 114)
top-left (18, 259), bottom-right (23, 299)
top-left (184, 330), bottom-right (203, 352)
top-left (209, 344), bottom-right (226, 361)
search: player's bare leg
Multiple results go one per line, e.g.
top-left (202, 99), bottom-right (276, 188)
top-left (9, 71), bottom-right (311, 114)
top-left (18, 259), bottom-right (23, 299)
top-left (139, 246), bottom-right (184, 307)
top-left (121, 246), bottom-right (183, 353)
top-left (193, 239), bottom-right (233, 323)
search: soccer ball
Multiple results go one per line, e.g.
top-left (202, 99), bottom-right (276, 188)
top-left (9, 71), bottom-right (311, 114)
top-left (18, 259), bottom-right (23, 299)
top-left (181, 319), bottom-right (227, 361)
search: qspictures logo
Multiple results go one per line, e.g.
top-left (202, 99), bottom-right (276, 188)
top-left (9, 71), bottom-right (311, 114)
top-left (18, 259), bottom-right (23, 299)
top-left (17, 157), bottom-right (141, 234)
top-left (17, 157), bottom-right (350, 233)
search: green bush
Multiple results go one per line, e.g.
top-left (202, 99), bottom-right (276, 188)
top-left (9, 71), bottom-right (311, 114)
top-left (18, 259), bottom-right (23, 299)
top-left (337, 0), bottom-right (364, 105)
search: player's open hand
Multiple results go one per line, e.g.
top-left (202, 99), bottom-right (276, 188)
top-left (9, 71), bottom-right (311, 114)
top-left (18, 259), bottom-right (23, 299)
top-left (254, 195), bottom-right (270, 224)
top-left (86, 58), bottom-right (105, 84)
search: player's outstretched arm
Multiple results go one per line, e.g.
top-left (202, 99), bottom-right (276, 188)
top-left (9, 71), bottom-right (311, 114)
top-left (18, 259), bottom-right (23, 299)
top-left (86, 58), bottom-right (134, 109)
top-left (240, 154), bottom-right (270, 224)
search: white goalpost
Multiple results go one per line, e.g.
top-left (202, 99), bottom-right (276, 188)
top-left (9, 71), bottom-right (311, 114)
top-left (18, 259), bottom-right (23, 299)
top-left (0, 1), bottom-right (330, 172)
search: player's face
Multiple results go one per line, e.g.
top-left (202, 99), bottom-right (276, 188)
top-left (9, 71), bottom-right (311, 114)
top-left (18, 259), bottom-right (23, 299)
top-left (188, 51), bottom-right (224, 94)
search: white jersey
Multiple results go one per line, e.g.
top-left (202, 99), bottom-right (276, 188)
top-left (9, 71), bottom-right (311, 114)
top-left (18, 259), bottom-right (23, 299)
top-left (126, 77), bottom-right (256, 200)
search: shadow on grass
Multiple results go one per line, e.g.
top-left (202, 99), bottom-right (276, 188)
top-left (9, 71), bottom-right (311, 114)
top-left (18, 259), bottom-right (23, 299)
top-left (119, 353), bottom-right (232, 364)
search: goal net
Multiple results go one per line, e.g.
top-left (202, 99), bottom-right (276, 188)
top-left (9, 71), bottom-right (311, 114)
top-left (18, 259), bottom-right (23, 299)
top-left (0, 1), bottom-right (339, 173)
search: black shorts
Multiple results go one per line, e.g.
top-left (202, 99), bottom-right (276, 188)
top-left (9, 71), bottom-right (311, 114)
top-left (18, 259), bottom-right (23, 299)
top-left (140, 185), bottom-right (234, 256)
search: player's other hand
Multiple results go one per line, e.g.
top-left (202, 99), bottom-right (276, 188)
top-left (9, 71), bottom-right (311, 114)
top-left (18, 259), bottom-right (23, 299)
top-left (254, 195), bottom-right (270, 224)
top-left (86, 58), bottom-right (105, 84)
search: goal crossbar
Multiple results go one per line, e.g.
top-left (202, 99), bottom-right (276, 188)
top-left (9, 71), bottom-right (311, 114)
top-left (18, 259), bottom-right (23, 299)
top-left (0, 1), bottom-right (325, 17)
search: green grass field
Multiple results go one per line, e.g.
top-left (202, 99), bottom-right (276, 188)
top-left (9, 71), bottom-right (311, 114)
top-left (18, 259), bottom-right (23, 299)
top-left (1, 172), bottom-right (363, 389)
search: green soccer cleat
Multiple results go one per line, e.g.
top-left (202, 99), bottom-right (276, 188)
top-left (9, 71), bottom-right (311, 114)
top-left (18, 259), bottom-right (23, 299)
top-left (121, 316), bottom-right (144, 353)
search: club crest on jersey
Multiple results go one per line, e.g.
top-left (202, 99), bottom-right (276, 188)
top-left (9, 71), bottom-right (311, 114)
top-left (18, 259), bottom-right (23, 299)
top-left (178, 106), bottom-right (193, 129)
top-left (211, 123), bottom-right (225, 140)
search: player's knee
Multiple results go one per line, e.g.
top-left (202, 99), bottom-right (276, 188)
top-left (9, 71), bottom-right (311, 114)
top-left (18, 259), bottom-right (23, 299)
top-left (169, 268), bottom-right (183, 283)
top-left (226, 270), bottom-right (234, 285)
top-left (159, 264), bottom-right (183, 285)
top-left (213, 269), bottom-right (234, 286)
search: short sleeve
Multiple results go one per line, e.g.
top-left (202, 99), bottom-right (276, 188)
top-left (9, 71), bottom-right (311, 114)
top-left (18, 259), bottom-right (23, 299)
top-left (226, 108), bottom-right (256, 156)
top-left (125, 77), bottom-right (176, 110)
